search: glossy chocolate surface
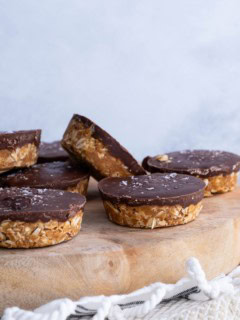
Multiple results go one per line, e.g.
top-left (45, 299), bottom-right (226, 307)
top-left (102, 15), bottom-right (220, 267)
top-left (0, 161), bottom-right (89, 190)
top-left (98, 173), bottom-right (205, 207)
top-left (0, 130), bottom-right (41, 150)
top-left (38, 141), bottom-right (69, 163)
top-left (0, 187), bottom-right (86, 222)
top-left (143, 150), bottom-right (240, 178)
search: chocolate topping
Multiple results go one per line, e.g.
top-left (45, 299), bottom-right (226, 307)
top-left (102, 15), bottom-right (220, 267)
top-left (0, 161), bottom-right (89, 190)
top-left (0, 188), bottom-right (86, 223)
top-left (63, 115), bottom-right (146, 179)
top-left (0, 130), bottom-right (41, 150)
top-left (142, 156), bottom-right (150, 172)
top-left (38, 141), bottom-right (69, 163)
top-left (144, 150), bottom-right (240, 178)
top-left (98, 173), bottom-right (205, 207)
top-left (2, 196), bottom-right (32, 211)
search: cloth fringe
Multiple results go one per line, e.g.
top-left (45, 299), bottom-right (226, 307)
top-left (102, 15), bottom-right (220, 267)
top-left (2, 257), bottom-right (240, 320)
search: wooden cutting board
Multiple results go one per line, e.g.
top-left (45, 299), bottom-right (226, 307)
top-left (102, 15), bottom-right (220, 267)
top-left (1, 178), bottom-right (240, 313)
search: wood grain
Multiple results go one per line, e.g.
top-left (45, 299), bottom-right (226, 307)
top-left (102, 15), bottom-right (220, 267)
top-left (1, 178), bottom-right (240, 313)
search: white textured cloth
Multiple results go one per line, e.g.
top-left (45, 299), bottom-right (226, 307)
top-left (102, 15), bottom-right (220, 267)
top-left (141, 294), bottom-right (240, 320)
top-left (2, 257), bottom-right (240, 320)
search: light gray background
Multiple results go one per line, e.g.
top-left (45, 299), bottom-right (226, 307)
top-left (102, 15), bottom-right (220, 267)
top-left (0, 0), bottom-right (240, 160)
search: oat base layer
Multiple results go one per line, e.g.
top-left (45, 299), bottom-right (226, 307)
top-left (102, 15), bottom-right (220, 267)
top-left (67, 178), bottom-right (89, 196)
top-left (0, 211), bottom-right (83, 248)
top-left (63, 119), bottom-right (133, 178)
top-left (0, 143), bottom-right (38, 173)
top-left (103, 201), bottom-right (202, 228)
top-left (203, 172), bottom-right (238, 197)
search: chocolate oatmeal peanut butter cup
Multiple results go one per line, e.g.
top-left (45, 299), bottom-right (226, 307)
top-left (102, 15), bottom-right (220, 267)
top-left (0, 130), bottom-right (41, 174)
top-left (0, 161), bottom-right (89, 196)
top-left (98, 173), bottom-right (205, 229)
top-left (142, 150), bottom-right (240, 197)
top-left (62, 115), bottom-right (146, 180)
top-left (38, 141), bottom-right (69, 163)
top-left (0, 188), bottom-right (86, 248)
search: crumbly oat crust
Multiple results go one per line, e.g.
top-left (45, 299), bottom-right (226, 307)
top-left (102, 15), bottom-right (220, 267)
top-left (203, 172), bottom-right (238, 197)
top-left (0, 211), bottom-right (83, 248)
top-left (0, 143), bottom-right (38, 173)
top-left (67, 178), bottom-right (89, 196)
top-left (103, 201), bottom-right (202, 228)
top-left (155, 154), bottom-right (172, 163)
top-left (62, 119), bottom-right (134, 178)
